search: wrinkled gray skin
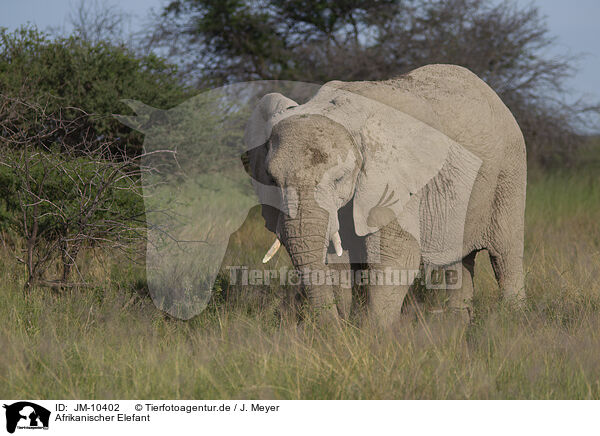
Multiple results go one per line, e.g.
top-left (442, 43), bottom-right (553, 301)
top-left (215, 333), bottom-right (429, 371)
top-left (245, 65), bottom-right (527, 326)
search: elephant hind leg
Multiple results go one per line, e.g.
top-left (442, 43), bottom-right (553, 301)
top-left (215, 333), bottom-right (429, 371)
top-left (425, 252), bottom-right (476, 323)
top-left (487, 166), bottom-right (526, 304)
top-left (489, 248), bottom-right (525, 303)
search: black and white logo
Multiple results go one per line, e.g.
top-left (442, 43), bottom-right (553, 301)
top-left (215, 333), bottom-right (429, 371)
top-left (3, 402), bottom-right (50, 434)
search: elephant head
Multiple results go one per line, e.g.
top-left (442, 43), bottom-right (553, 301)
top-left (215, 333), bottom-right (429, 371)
top-left (245, 83), bottom-right (482, 304)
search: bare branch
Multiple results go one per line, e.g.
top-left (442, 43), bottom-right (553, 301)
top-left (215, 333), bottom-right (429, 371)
top-left (0, 93), bottom-right (174, 292)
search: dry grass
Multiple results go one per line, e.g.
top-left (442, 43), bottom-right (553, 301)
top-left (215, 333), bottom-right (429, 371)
top-left (1, 166), bottom-right (600, 399)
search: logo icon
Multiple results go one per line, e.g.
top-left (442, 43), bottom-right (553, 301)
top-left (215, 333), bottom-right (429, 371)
top-left (3, 402), bottom-right (50, 434)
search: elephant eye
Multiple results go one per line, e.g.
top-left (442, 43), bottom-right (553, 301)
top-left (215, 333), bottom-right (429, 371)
top-left (265, 167), bottom-right (275, 182)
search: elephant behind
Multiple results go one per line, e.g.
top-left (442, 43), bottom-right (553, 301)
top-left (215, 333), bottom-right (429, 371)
top-left (245, 64), bottom-right (527, 325)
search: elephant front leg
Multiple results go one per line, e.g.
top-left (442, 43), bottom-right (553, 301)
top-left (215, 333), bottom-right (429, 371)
top-left (329, 263), bottom-right (352, 320)
top-left (364, 222), bottom-right (421, 328)
top-left (298, 266), bottom-right (350, 324)
top-left (444, 252), bottom-right (476, 322)
top-left (316, 256), bottom-right (352, 320)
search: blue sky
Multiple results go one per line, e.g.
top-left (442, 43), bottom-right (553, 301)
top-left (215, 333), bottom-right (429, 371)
top-left (0, 0), bottom-right (598, 102)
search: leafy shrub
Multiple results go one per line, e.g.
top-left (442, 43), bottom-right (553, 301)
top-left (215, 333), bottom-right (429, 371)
top-left (0, 25), bottom-right (192, 156)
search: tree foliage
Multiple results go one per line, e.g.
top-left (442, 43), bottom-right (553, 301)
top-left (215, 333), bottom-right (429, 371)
top-left (151, 0), bottom-right (596, 165)
top-left (0, 25), bottom-right (193, 290)
top-left (0, 95), bottom-right (151, 291)
top-left (0, 26), bottom-right (191, 155)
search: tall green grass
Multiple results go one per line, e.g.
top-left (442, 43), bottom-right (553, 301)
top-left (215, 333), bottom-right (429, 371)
top-left (1, 167), bottom-right (600, 399)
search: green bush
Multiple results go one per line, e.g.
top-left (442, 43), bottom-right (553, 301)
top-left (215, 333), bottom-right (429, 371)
top-left (0, 150), bottom-right (144, 242)
top-left (0, 25), bottom-right (192, 155)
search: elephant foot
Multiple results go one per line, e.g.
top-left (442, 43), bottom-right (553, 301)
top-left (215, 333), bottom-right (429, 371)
top-left (427, 306), bottom-right (473, 325)
top-left (305, 303), bottom-right (341, 327)
top-left (448, 306), bottom-right (473, 324)
top-left (503, 293), bottom-right (527, 311)
top-left (363, 305), bottom-right (418, 331)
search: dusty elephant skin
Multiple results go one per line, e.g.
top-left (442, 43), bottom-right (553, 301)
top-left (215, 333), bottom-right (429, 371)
top-left (245, 64), bottom-right (527, 326)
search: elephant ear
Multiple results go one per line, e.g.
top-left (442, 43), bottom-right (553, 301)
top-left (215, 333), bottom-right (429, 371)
top-left (352, 108), bottom-right (481, 243)
top-left (245, 93), bottom-right (298, 149)
top-left (416, 141), bottom-right (482, 265)
top-left (244, 93), bottom-right (298, 233)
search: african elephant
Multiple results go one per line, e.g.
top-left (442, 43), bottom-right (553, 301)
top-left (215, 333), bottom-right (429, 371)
top-left (245, 64), bottom-right (527, 326)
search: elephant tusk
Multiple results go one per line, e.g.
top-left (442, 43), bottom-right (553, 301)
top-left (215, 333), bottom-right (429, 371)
top-left (332, 232), bottom-right (343, 257)
top-left (262, 238), bottom-right (281, 263)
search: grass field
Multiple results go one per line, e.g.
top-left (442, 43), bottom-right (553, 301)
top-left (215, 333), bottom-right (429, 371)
top-left (1, 161), bottom-right (600, 399)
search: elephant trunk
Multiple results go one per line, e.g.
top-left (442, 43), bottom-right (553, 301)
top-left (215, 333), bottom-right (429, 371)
top-left (263, 224), bottom-right (341, 263)
top-left (280, 193), bottom-right (338, 315)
